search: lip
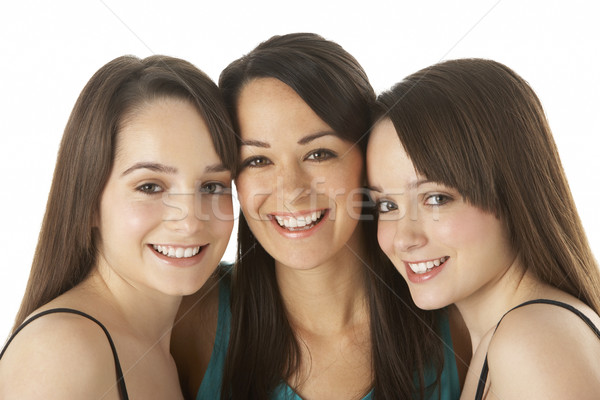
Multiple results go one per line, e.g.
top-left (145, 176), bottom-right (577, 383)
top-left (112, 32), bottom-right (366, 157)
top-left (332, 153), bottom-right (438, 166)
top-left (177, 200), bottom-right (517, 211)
top-left (403, 257), bottom-right (449, 283)
top-left (268, 208), bottom-right (329, 239)
top-left (148, 243), bottom-right (208, 267)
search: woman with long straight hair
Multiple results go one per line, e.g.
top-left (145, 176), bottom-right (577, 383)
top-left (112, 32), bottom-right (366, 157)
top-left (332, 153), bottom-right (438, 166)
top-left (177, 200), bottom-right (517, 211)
top-left (172, 33), bottom-right (465, 400)
top-left (367, 58), bottom-right (600, 399)
top-left (0, 55), bottom-right (236, 399)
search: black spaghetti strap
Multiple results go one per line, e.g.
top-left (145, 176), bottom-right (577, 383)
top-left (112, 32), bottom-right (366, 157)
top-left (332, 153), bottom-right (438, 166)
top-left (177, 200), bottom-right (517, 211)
top-left (0, 308), bottom-right (129, 400)
top-left (474, 299), bottom-right (600, 399)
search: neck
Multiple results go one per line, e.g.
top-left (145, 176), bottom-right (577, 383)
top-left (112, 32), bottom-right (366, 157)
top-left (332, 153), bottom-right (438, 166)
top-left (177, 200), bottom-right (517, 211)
top-left (276, 229), bottom-right (369, 335)
top-left (82, 264), bottom-right (182, 349)
top-left (455, 259), bottom-right (546, 352)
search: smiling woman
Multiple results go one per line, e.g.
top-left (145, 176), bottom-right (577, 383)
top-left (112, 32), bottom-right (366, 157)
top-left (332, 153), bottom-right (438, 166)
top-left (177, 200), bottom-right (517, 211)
top-left (0, 55), bottom-right (236, 399)
top-left (171, 33), bottom-right (465, 400)
top-left (368, 58), bottom-right (600, 400)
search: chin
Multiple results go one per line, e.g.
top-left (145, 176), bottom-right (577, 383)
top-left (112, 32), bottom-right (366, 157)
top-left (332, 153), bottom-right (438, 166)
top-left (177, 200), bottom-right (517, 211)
top-left (409, 290), bottom-right (451, 311)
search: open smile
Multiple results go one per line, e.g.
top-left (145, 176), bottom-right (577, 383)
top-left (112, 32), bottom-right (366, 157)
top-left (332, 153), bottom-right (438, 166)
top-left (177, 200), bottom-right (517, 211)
top-left (271, 209), bottom-right (326, 231)
top-left (268, 209), bottom-right (329, 236)
top-left (151, 244), bottom-right (205, 259)
top-left (403, 256), bottom-right (449, 283)
top-left (407, 256), bottom-right (449, 274)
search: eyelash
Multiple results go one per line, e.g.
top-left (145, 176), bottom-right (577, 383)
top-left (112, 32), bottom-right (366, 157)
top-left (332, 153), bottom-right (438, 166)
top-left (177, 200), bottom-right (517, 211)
top-left (304, 148), bottom-right (337, 162)
top-left (241, 156), bottom-right (272, 169)
top-left (136, 183), bottom-right (163, 194)
top-left (240, 148), bottom-right (337, 169)
top-left (199, 182), bottom-right (229, 195)
top-left (374, 193), bottom-right (453, 215)
top-left (376, 199), bottom-right (398, 214)
top-left (136, 182), bottom-right (229, 195)
top-left (424, 193), bottom-right (452, 206)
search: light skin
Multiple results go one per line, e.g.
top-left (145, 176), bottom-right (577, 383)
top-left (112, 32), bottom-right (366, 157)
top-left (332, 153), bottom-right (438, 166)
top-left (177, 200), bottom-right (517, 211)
top-left (367, 118), bottom-right (600, 400)
top-left (236, 77), bottom-right (372, 399)
top-left (0, 98), bottom-right (233, 399)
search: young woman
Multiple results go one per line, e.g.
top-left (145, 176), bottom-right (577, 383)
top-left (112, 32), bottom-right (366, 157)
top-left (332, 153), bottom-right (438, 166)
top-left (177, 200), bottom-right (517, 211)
top-left (0, 55), bottom-right (236, 399)
top-left (367, 58), bottom-right (600, 399)
top-left (172, 33), bottom-right (465, 400)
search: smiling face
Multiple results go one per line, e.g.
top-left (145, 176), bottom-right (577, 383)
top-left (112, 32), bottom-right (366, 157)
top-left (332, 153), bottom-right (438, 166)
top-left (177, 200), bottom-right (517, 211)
top-left (367, 118), bottom-right (518, 310)
top-left (95, 97), bottom-right (233, 297)
top-left (235, 78), bottom-right (364, 270)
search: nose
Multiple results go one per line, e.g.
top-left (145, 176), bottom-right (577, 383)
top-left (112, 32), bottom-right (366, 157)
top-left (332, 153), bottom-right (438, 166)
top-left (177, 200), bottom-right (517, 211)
top-left (162, 192), bottom-right (205, 233)
top-left (277, 163), bottom-right (312, 206)
top-left (392, 213), bottom-right (427, 254)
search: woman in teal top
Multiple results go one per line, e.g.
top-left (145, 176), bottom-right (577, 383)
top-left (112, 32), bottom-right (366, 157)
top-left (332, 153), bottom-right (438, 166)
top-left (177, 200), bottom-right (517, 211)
top-left (172, 33), bottom-right (467, 399)
top-left (196, 276), bottom-right (461, 400)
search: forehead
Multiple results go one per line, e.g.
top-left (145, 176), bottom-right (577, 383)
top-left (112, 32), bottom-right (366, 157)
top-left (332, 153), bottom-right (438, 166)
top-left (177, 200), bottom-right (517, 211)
top-left (115, 98), bottom-right (220, 165)
top-left (367, 119), bottom-right (417, 185)
top-left (236, 77), bottom-right (332, 142)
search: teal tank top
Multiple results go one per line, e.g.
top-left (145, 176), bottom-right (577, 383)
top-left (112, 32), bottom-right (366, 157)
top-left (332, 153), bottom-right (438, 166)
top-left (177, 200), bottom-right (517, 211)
top-left (197, 278), bottom-right (460, 400)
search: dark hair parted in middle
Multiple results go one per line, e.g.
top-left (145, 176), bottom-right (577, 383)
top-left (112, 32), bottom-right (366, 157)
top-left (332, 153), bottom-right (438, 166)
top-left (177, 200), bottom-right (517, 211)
top-left (219, 32), bottom-right (444, 399)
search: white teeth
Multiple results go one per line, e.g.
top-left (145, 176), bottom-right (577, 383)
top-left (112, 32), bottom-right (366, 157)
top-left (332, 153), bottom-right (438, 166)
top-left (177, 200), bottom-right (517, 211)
top-left (152, 244), bottom-right (201, 259)
top-left (273, 210), bottom-right (324, 231)
top-left (408, 256), bottom-right (448, 275)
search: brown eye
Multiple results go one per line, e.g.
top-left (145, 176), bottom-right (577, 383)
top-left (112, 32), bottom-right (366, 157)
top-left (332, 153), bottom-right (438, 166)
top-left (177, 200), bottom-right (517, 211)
top-left (242, 156), bottom-right (272, 168)
top-left (424, 194), bottom-right (451, 206)
top-left (200, 182), bottom-right (227, 195)
top-left (377, 200), bottom-right (398, 213)
top-left (305, 149), bottom-right (336, 161)
top-left (137, 183), bottom-right (162, 194)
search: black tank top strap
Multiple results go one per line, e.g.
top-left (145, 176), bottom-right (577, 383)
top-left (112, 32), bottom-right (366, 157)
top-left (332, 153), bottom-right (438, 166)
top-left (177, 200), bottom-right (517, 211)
top-left (474, 299), bottom-right (600, 400)
top-left (0, 308), bottom-right (129, 400)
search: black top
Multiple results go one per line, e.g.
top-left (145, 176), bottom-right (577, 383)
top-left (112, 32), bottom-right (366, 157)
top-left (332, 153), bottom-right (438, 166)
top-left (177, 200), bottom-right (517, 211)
top-left (474, 299), bottom-right (600, 400)
top-left (0, 308), bottom-right (129, 399)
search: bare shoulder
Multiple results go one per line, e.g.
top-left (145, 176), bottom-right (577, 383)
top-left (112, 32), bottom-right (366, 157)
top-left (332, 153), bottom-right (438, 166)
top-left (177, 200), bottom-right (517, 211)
top-left (171, 272), bottom-right (222, 398)
top-left (487, 301), bottom-right (600, 399)
top-left (0, 310), bottom-right (122, 399)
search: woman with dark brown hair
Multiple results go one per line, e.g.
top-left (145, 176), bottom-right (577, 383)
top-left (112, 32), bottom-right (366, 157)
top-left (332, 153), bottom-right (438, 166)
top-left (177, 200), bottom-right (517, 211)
top-left (0, 55), bottom-right (237, 399)
top-left (172, 33), bottom-right (465, 400)
top-left (368, 58), bottom-right (600, 399)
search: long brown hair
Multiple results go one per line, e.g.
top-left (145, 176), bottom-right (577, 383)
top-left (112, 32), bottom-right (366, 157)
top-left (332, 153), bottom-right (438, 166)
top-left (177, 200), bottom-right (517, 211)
top-left (13, 55), bottom-right (236, 331)
top-left (375, 58), bottom-right (600, 313)
top-left (220, 33), bottom-right (443, 399)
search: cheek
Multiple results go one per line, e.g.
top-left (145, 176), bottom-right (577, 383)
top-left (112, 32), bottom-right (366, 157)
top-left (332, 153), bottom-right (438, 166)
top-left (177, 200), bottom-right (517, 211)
top-left (204, 196), bottom-right (235, 239)
top-left (102, 201), bottom-right (162, 238)
top-left (195, 195), bottom-right (233, 221)
top-left (235, 174), bottom-right (270, 215)
top-left (436, 208), bottom-right (508, 256)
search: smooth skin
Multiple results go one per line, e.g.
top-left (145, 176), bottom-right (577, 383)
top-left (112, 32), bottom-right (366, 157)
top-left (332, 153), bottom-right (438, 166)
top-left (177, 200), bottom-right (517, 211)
top-left (0, 98), bottom-right (233, 399)
top-left (367, 119), bottom-right (600, 400)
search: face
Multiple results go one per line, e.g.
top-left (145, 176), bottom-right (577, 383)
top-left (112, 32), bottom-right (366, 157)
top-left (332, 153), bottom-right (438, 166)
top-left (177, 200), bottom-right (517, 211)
top-left (367, 119), bottom-right (517, 310)
top-left (235, 78), bottom-right (364, 270)
top-left (95, 98), bottom-right (233, 297)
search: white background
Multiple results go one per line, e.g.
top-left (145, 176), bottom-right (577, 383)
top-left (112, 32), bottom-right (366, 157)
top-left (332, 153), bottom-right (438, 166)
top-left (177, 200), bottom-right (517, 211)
top-left (1, 0), bottom-right (599, 339)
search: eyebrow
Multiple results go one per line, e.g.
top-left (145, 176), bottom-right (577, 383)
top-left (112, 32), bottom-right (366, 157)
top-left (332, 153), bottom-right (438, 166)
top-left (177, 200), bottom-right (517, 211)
top-left (120, 162), bottom-right (229, 177)
top-left (367, 179), bottom-right (432, 194)
top-left (240, 139), bottom-right (270, 148)
top-left (121, 162), bottom-right (177, 176)
top-left (239, 131), bottom-right (336, 148)
top-left (297, 131), bottom-right (335, 145)
top-left (204, 163), bottom-right (229, 173)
